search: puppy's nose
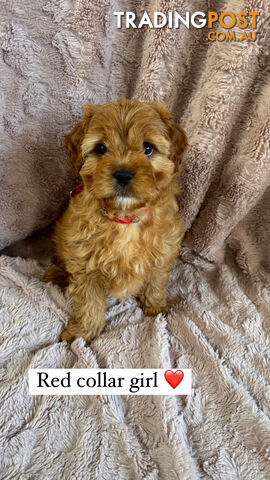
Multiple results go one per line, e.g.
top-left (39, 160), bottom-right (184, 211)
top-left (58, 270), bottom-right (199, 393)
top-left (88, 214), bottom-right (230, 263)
top-left (113, 169), bottom-right (134, 187)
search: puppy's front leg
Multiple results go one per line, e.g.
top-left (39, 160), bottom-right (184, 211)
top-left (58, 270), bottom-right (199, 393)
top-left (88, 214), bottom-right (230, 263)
top-left (138, 267), bottom-right (171, 317)
top-left (61, 272), bottom-right (106, 343)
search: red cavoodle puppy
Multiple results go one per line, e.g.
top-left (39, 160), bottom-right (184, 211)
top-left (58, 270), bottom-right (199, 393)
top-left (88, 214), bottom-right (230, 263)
top-left (43, 99), bottom-right (187, 342)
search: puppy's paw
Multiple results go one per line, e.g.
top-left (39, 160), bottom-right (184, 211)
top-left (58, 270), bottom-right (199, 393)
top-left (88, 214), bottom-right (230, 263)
top-left (60, 326), bottom-right (77, 343)
top-left (60, 318), bottom-right (106, 343)
top-left (141, 303), bottom-right (169, 317)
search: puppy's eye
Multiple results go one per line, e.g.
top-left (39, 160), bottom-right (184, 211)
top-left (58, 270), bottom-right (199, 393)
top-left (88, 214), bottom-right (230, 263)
top-left (95, 144), bottom-right (107, 156)
top-left (143, 142), bottom-right (154, 157)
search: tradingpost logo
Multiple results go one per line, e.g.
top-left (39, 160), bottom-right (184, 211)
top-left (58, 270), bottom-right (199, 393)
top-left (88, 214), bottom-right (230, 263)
top-left (114, 11), bottom-right (260, 42)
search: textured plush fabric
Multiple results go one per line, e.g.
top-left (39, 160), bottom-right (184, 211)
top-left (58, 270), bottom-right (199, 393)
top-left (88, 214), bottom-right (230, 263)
top-left (1, 251), bottom-right (270, 479)
top-left (1, 0), bottom-right (270, 278)
top-left (1, 1), bottom-right (270, 479)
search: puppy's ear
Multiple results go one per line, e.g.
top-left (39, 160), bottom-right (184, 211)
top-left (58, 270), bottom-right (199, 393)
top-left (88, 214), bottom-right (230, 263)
top-left (151, 103), bottom-right (188, 170)
top-left (63, 104), bottom-right (98, 175)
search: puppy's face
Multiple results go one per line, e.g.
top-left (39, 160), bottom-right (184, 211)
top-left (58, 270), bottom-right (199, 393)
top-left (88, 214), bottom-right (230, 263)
top-left (65, 99), bottom-right (187, 209)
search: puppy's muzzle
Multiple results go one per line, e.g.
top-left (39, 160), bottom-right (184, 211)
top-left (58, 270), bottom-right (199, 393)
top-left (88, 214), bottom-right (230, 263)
top-left (113, 169), bottom-right (134, 187)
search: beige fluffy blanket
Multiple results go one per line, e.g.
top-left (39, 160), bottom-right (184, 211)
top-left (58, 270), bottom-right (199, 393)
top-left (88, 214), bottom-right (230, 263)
top-left (1, 0), bottom-right (270, 478)
top-left (1, 249), bottom-right (270, 479)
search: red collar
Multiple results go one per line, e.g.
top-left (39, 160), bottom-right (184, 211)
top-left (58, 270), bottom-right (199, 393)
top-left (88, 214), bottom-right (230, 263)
top-left (70, 184), bottom-right (146, 224)
top-left (70, 183), bottom-right (84, 197)
top-left (100, 209), bottom-right (139, 224)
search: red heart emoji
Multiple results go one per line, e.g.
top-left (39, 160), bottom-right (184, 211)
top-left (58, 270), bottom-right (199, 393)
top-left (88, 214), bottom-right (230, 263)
top-left (164, 370), bottom-right (184, 389)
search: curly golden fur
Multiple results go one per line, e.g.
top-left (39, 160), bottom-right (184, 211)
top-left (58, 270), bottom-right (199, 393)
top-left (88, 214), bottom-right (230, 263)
top-left (43, 99), bottom-right (187, 342)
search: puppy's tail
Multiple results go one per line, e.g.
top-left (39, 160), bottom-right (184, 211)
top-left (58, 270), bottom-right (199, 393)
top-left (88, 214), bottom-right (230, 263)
top-left (42, 261), bottom-right (70, 287)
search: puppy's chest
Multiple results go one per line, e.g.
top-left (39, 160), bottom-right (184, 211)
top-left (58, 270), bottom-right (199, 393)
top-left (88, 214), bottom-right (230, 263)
top-left (82, 222), bottom-right (153, 275)
top-left (98, 225), bottom-right (144, 261)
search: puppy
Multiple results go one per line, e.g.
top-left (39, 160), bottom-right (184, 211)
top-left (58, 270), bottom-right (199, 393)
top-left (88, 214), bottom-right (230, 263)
top-left (43, 99), bottom-right (187, 342)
